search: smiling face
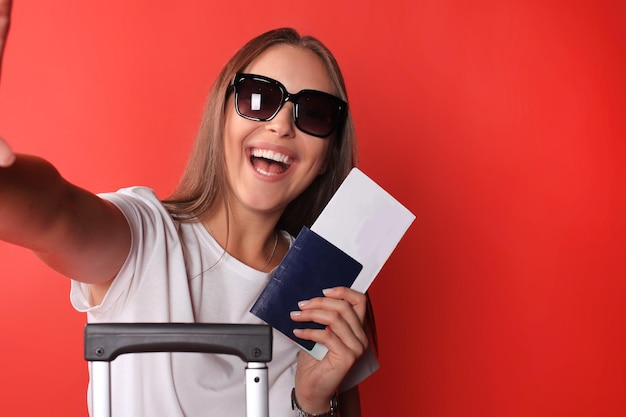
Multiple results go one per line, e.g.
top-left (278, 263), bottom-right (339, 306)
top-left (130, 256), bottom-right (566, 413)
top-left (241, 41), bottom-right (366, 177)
top-left (223, 44), bottom-right (337, 219)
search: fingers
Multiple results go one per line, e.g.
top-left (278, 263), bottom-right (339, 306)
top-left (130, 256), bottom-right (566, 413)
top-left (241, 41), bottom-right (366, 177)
top-left (292, 288), bottom-right (372, 413)
top-left (0, 136), bottom-right (15, 167)
top-left (0, 2), bottom-right (14, 163)
top-left (291, 287), bottom-right (369, 360)
top-left (0, 0), bottom-right (12, 38)
top-left (320, 286), bottom-right (368, 322)
top-left (0, 0), bottom-right (12, 79)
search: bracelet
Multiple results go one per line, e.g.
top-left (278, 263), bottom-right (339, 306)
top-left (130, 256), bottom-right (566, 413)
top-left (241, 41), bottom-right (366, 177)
top-left (291, 387), bottom-right (338, 417)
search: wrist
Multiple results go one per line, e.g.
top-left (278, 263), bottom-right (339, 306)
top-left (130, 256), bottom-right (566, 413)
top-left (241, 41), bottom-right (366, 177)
top-left (291, 387), bottom-right (338, 417)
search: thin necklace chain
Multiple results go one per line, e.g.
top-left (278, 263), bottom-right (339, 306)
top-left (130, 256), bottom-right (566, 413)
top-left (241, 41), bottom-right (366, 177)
top-left (260, 231), bottom-right (279, 271)
top-left (205, 225), bottom-right (279, 272)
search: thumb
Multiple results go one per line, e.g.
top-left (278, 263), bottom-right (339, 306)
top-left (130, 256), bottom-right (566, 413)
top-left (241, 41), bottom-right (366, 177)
top-left (0, 136), bottom-right (16, 167)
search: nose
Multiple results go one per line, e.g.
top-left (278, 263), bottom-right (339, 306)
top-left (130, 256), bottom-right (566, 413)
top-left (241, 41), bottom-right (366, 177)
top-left (265, 101), bottom-right (296, 138)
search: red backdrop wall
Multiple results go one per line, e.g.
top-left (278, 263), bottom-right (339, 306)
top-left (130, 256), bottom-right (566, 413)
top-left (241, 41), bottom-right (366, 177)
top-left (1, 1), bottom-right (624, 416)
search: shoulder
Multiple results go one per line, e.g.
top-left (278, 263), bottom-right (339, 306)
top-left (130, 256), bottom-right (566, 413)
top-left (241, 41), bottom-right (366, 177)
top-left (98, 186), bottom-right (161, 207)
top-left (98, 186), bottom-right (175, 226)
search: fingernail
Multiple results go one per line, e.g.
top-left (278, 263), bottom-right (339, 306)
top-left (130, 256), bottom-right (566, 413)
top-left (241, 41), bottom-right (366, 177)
top-left (290, 311), bottom-right (302, 317)
top-left (298, 300), bottom-right (310, 308)
top-left (293, 329), bottom-right (304, 336)
top-left (322, 288), bottom-right (335, 295)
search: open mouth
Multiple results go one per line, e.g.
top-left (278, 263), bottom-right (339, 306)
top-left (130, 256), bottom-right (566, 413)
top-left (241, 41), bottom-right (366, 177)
top-left (249, 148), bottom-right (293, 176)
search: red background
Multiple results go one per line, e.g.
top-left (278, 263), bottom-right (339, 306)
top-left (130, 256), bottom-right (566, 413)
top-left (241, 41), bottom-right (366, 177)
top-left (1, 1), bottom-right (624, 416)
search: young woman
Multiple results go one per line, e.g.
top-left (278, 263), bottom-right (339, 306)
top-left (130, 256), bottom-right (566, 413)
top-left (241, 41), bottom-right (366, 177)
top-left (0, 3), bottom-right (378, 416)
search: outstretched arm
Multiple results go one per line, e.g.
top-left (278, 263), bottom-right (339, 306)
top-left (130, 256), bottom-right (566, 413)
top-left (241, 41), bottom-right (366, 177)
top-left (0, 149), bottom-right (131, 286)
top-left (0, 3), bottom-right (130, 289)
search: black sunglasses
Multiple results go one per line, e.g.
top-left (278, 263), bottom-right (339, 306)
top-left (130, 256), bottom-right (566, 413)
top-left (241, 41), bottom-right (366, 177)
top-left (230, 73), bottom-right (347, 138)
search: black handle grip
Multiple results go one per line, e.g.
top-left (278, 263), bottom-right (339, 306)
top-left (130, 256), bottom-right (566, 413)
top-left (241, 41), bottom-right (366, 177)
top-left (84, 323), bottom-right (272, 363)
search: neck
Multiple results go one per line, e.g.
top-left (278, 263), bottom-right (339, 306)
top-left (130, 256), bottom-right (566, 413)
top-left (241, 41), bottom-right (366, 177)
top-left (201, 204), bottom-right (286, 272)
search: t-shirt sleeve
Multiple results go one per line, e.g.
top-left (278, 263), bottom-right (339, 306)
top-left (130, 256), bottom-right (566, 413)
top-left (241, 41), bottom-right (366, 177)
top-left (70, 186), bottom-right (177, 317)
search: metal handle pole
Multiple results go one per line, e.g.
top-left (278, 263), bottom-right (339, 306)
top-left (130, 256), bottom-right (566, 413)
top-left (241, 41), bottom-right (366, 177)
top-left (246, 362), bottom-right (269, 417)
top-left (90, 361), bottom-right (111, 417)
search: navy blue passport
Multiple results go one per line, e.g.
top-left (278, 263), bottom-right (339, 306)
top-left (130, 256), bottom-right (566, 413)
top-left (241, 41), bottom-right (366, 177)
top-left (250, 227), bottom-right (363, 352)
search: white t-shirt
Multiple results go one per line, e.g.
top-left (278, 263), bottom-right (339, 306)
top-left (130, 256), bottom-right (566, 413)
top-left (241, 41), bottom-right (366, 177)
top-left (71, 186), bottom-right (378, 417)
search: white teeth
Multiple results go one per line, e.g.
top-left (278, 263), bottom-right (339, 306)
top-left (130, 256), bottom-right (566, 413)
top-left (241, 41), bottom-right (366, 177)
top-left (255, 168), bottom-right (279, 177)
top-left (251, 149), bottom-right (292, 164)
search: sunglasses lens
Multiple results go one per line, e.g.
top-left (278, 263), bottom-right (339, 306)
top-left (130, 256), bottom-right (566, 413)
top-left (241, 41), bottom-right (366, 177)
top-left (295, 92), bottom-right (342, 137)
top-left (235, 77), bottom-right (283, 120)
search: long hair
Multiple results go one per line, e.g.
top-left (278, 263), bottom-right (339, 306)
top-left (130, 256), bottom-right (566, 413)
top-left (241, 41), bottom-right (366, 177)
top-left (162, 28), bottom-right (377, 355)
top-left (162, 28), bottom-right (358, 236)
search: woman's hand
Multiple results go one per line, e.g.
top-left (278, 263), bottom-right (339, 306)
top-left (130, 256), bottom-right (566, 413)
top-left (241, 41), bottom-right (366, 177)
top-left (0, 1), bottom-right (13, 167)
top-left (291, 286), bottom-right (369, 414)
top-left (0, 136), bottom-right (15, 167)
top-left (0, 0), bottom-right (12, 82)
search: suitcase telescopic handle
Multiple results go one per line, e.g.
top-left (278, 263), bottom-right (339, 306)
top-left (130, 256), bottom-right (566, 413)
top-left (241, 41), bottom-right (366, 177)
top-left (84, 323), bottom-right (273, 363)
top-left (85, 323), bottom-right (272, 417)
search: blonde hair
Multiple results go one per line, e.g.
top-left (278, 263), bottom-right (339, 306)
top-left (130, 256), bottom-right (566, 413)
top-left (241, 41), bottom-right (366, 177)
top-left (162, 28), bottom-right (358, 236)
